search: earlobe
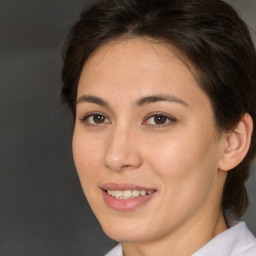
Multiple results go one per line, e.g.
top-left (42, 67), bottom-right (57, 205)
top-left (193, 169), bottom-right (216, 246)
top-left (218, 113), bottom-right (253, 171)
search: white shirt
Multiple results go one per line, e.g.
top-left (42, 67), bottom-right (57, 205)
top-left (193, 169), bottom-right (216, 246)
top-left (105, 221), bottom-right (256, 256)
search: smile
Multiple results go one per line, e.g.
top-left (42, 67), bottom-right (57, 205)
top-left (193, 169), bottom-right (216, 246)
top-left (101, 183), bottom-right (157, 211)
top-left (107, 189), bottom-right (154, 199)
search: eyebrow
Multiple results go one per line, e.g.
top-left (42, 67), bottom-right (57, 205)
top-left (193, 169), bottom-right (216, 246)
top-left (76, 95), bottom-right (109, 107)
top-left (76, 94), bottom-right (189, 108)
top-left (135, 94), bottom-right (189, 107)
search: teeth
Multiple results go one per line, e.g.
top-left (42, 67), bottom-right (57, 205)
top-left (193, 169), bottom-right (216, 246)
top-left (133, 190), bottom-right (140, 197)
top-left (123, 190), bottom-right (132, 197)
top-left (107, 189), bottom-right (154, 199)
top-left (140, 190), bottom-right (146, 196)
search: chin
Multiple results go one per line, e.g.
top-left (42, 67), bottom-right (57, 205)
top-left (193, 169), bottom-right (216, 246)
top-left (98, 215), bottom-right (151, 242)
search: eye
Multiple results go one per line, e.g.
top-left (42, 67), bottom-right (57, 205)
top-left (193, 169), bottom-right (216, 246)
top-left (143, 113), bottom-right (176, 126)
top-left (81, 113), bottom-right (111, 125)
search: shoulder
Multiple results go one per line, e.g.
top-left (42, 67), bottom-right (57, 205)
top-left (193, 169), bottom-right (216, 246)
top-left (229, 221), bottom-right (256, 255)
top-left (104, 222), bottom-right (256, 256)
top-left (193, 221), bottom-right (256, 256)
top-left (104, 243), bottom-right (123, 256)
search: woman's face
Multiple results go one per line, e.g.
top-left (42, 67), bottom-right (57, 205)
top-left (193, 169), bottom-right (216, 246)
top-left (73, 38), bottom-right (227, 242)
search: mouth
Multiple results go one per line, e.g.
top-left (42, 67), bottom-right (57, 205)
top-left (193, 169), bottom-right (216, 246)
top-left (100, 183), bottom-right (157, 211)
top-left (106, 189), bottom-right (154, 199)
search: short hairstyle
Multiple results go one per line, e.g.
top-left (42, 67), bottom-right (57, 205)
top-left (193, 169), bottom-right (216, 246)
top-left (61, 0), bottom-right (256, 216)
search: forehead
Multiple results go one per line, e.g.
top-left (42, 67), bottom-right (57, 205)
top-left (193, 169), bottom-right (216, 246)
top-left (77, 37), bottom-right (209, 109)
top-left (83, 37), bottom-right (189, 78)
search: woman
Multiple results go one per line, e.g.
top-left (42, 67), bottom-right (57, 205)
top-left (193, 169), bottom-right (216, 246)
top-left (61, 0), bottom-right (256, 255)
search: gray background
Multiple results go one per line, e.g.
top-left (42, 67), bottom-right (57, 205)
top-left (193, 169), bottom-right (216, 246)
top-left (0, 0), bottom-right (255, 255)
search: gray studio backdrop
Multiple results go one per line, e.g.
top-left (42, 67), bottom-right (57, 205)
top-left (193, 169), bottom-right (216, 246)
top-left (0, 0), bottom-right (255, 255)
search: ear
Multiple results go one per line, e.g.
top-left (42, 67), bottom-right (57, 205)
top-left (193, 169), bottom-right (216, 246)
top-left (218, 113), bottom-right (253, 171)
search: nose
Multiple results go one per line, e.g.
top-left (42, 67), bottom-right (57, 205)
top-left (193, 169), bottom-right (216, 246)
top-left (104, 126), bottom-right (142, 172)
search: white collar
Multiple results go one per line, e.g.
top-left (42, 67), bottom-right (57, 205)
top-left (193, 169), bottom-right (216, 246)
top-left (105, 221), bottom-right (256, 256)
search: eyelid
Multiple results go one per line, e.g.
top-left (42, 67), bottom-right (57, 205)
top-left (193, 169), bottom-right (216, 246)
top-left (80, 112), bottom-right (111, 125)
top-left (143, 112), bottom-right (177, 126)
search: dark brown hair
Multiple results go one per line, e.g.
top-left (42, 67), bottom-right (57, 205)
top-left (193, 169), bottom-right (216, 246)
top-left (61, 0), bottom-right (256, 216)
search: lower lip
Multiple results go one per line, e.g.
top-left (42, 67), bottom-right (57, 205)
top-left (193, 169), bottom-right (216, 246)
top-left (102, 190), bottom-right (155, 211)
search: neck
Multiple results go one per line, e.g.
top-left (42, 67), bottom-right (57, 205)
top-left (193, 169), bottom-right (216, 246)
top-left (122, 210), bottom-right (227, 256)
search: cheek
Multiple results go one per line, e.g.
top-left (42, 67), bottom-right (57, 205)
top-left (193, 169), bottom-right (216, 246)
top-left (72, 128), bottom-right (102, 185)
top-left (72, 129), bottom-right (106, 213)
top-left (146, 134), bottom-right (220, 220)
top-left (145, 128), bottom-right (220, 191)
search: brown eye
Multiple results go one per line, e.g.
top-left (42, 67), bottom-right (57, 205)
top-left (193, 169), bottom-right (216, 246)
top-left (144, 113), bottom-right (176, 126)
top-left (81, 113), bottom-right (110, 125)
top-left (154, 115), bottom-right (167, 124)
top-left (93, 114), bottom-right (106, 123)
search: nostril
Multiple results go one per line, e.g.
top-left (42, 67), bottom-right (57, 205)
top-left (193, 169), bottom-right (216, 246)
top-left (121, 164), bottom-right (132, 169)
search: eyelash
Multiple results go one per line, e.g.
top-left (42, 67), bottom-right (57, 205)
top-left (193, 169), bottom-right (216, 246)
top-left (143, 112), bottom-right (177, 127)
top-left (80, 112), bottom-right (177, 127)
top-left (80, 112), bottom-right (111, 125)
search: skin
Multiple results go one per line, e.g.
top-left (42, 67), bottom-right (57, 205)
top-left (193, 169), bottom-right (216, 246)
top-left (73, 38), bottom-right (229, 256)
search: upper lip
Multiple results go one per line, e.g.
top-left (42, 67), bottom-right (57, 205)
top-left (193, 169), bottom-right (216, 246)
top-left (100, 183), bottom-right (156, 191)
